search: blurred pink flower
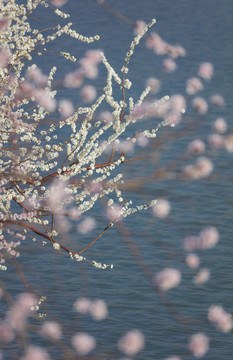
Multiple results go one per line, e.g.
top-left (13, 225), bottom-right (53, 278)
top-left (146, 77), bottom-right (160, 94)
top-left (72, 332), bottom-right (96, 355)
top-left (77, 216), bottom-right (96, 234)
top-left (46, 179), bottom-right (67, 211)
top-left (90, 299), bottom-right (108, 321)
top-left (20, 345), bottom-right (51, 360)
top-left (188, 139), bottom-right (206, 154)
top-left (208, 305), bottom-right (233, 333)
top-left (64, 70), bottom-right (83, 88)
top-left (186, 253), bottom-right (200, 269)
top-left (208, 134), bottom-right (224, 149)
top-left (214, 117), bottom-right (227, 133)
top-left (199, 226), bottom-right (219, 250)
top-left (0, 321), bottom-right (14, 343)
top-left (163, 58), bottom-right (177, 73)
top-left (99, 110), bottom-right (114, 124)
top-left (155, 268), bottom-right (181, 291)
top-left (50, 0), bottom-right (67, 6)
top-left (118, 329), bottom-right (145, 356)
top-left (198, 62), bottom-right (213, 80)
top-left (146, 32), bottom-right (167, 55)
top-left (26, 67), bottom-right (47, 86)
top-left (0, 46), bottom-right (11, 68)
top-left (0, 17), bottom-right (9, 31)
top-left (59, 99), bottom-right (74, 117)
top-left (211, 94), bottom-right (225, 106)
top-left (170, 94), bottom-right (186, 114)
top-left (68, 207), bottom-right (81, 220)
top-left (186, 77), bottom-right (203, 95)
top-left (81, 85), bottom-right (97, 103)
top-left (40, 321), bottom-right (62, 340)
top-left (152, 199), bottom-right (170, 219)
top-left (134, 20), bottom-right (147, 35)
top-left (189, 333), bottom-right (209, 358)
top-left (34, 89), bottom-right (56, 112)
top-left (184, 157), bottom-right (213, 179)
top-left (193, 97), bottom-right (208, 114)
top-left (17, 293), bottom-right (35, 313)
top-left (136, 133), bottom-right (149, 147)
top-left (224, 134), bottom-right (233, 153)
top-left (106, 204), bottom-right (123, 221)
top-left (194, 269), bottom-right (210, 285)
top-left (73, 297), bottom-right (91, 314)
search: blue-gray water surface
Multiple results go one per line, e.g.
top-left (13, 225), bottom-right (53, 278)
top-left (1, 0), bottom-right (233, 359)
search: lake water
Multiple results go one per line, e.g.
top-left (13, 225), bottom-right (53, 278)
top-left (1, 0), bottom-right (233, 359)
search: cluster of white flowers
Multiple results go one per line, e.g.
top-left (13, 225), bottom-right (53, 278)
top-left (1, 0), bottom-right (225, 272)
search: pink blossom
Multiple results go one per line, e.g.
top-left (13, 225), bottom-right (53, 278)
top-left (68, 207), bottom-right (81, 220)
top-left (118, 329), bottom-right (145, 356)
top-left (146, 32), bottom-right (168, 55)
top-left (34, 89), bottom-right (56, 112)
top-left (26, 67), bottom-right (47, 86)
top-left (165, 111), bottom-right (181, 127)
top-left (80, 59), bottom-right (98, 79)
top-left (40, 321), bottom-right (62, 340)
top-left (184, 157), bottom-right (213, 179)
top-left (64, 70), bottom-right (83, 88)
top-left (90, 299), bottom-right (108, 321)
top-left (0, 17), bottom-right (9, 31)
top-left (208, 305), bottom-right (233, 333)
top-left (146, 32), bottom-right (186, 58)
top-left (20, 346), bottom-right (51, 360)
top-left (152, 199), bottom-right (171, 219)
top-left (208, 134), bottom-right (224, 149)
top-left (172, 45), bottom-right (186, 58)
top-left (188, 139), bottom-right (206, 154)
top-left (146, 77), bottom-right (160, 94)
top-left (224, 134), bottom-right (233, 153)
top-left (99, 110), bottom-right (114, 123)
top-left (189, 333), bottom-right (209, 358)
top-left (199, 226), bottom-right (219, 250)
top-left (192, 97), bottom-right (208, 114)
top-left (194, 269), bottom-right (210, 285)
top-left (136, 133), bottom-right (149, 147)
top-left (194, 157), bottom-right (213, 177)
top-left (58, 99), bottom-right (74, 117)
top-left (0, 46), bottom-right (11, 68)
top-left (50, 0), bottom-right (67, 6)
top-left (17, 293), bottom-right (35, 314)
top-left (85, 50), bottom-right (102, 63)
top-left (77, 216), bottom-right (96, 234)
top-left (0, 321), bottom-right (14, 343)
top-left (155, 268), bottom-right (181, 291)
top-left (198, 62), bottom-right (214, 80)
top-left (73, 297), bottom-right (91, 314)
top-left (81, 85), bottom-right (97, 103)
top-left (170, 94), bottom-right (186, 114)
top-left (80, 50), bottom-right (101, 79)
top-left (134, 20), bottom-right (147, 35)
top-left (186, 77), bottom-right (204, 95)
top-left (186, 253), bottom-right (200, 269)
top-left (214, 117), bottom-right (227, 133)
top-left (106, 204), bottom-right (123, 221)
top-left (46, 179), bottom-right (67, 211)
top-left (211, 94), bottom-right (225, 106)
top-left (89, 181), bottom-right (103, 194)
top-left (163, 58), bottom-right (177, 72)
top-left (72, 332), bottom-right (96, 355)
top-left (116, 139), bottom-right (134, 153)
